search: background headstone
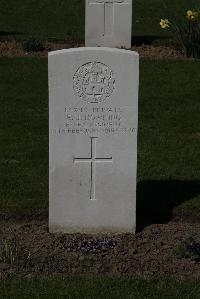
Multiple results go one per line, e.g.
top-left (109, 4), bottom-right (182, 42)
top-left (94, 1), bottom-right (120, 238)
top-left (49, 47), bottom-right (139, 233)
top-left (85, 0), bottom-right (132, 48)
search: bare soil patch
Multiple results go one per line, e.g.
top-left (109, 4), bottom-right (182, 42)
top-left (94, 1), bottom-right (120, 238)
top-left (0, 41), bottom-right (183, 59)
top-left (0, 215), bottom-right (199, 280)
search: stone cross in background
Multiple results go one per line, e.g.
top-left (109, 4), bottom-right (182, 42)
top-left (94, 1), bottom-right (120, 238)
top-left (95, 0), bottom-right (126, 36)
top-left (85, 0), bottom-right (132, 48)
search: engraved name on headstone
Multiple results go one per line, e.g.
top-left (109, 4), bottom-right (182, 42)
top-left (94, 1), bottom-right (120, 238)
top-left (49, 47), bottom-right (139, 233)
top-left (85, 0), bottom-right (132, 48)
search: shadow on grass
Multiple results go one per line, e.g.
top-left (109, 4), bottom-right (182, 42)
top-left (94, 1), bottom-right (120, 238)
top-left (137, 180), bottom-right (200, 231)
top-left (132, 35), bottom-right (170, 46)
top-left (0, 31), bottom-right (23, 41)
top-left (0, 31), bottom-right (21, 36)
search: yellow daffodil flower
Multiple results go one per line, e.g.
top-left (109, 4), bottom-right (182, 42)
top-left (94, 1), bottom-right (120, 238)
top-left (160, 19), bottom-right (170, 29)
top-left (186, 10), bottom-right (198, 21)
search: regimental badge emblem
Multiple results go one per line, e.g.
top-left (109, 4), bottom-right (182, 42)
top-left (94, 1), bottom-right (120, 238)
top-left (73, 62), bottom-right (115, 103)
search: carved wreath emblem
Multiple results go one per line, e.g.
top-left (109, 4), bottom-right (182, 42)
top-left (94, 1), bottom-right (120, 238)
top-left (73, 62), bottom-right (115, 103)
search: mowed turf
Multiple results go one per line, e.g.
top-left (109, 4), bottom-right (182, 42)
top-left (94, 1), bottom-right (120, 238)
top-left (0, 0), bottom-right (196, 42)
top-left (0, 276), bottom-right (200, 299)
top-left (0, 57), bottom-right (200, 220)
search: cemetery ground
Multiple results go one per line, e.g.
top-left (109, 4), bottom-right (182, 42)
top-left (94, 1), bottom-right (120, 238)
top-left (0, 0), bottom-right (193, 59)
top-left (0, 57), bottom-right (200, 297)
top-left (0, 0), bottom-right (200, 297)
top-left (0, 0), bottom-right (194, 43)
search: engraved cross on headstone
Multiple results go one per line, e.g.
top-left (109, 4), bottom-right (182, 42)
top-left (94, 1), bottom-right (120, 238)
top-left (90, 0), bottom-right (127, 36)
top-left (74, 137), bottom-right (113, 200)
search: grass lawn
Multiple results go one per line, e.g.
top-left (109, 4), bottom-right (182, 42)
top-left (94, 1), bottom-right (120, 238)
top-left (0, 57), bottom-right (200, 222)
top-left (0, 1), bottom-right (200, 295)
top-left (0, 0), bottom-right (197, 42)
top-left (0, 276), bottom-right (200, 299)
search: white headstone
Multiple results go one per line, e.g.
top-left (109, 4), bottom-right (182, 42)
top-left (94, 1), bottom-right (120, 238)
top-left (85, 0), bottom-right (132, 48)
top-left (49, 47), bottom-right (139, 234)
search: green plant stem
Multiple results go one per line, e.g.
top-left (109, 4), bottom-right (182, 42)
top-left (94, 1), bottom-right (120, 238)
top-left (168, 21), bottom-right (187, 55)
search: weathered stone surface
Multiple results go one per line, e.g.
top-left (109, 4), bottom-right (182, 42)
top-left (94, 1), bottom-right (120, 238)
top-left (49, 47), bottom-right (139, 233)
top-left (85, 0), bottom-right (132, 48)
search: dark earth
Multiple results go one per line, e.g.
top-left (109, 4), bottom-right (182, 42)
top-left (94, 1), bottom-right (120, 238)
top-left (0, 41), bottom-right (183, 59)
top-left (0, 213), bottom-right (199, 280)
